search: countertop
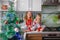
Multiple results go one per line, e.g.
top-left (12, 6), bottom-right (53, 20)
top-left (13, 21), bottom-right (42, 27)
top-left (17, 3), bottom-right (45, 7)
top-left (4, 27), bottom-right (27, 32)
top-left (26, 31), bottom-right (60, 34)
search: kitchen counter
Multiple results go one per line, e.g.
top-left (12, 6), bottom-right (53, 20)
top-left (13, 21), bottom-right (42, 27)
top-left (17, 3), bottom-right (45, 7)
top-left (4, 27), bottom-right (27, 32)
top-left (26, 31), bottom-right (60, 34)
top-left (24, 31), bottom-right (60, 40)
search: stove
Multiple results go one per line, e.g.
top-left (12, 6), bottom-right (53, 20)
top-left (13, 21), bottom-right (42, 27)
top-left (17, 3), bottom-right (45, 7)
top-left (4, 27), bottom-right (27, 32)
top-left (42, 27), bottom-right (60, 40)
top-left (43, 27), bottom-right (60, 32)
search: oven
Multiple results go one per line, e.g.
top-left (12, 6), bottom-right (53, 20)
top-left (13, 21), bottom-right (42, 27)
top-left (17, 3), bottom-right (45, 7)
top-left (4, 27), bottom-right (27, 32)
top-left (42, 32), bottom-right (60, 40)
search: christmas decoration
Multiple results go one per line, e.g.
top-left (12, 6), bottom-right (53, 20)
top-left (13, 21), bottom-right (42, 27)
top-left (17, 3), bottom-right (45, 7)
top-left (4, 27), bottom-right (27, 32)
top-left (14, 28), bottom-right (23, 40)
top-left (1, 1), bottom-right (23, 40)
top-left (1, 5), bottom-right (8, 10)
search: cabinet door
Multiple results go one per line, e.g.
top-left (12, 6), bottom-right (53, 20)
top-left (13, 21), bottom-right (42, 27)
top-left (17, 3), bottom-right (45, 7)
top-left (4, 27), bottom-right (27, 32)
top-left (26, 34), bottom-right (42, 40)
top-left (32, 0), bottom-right (41, 11)
top-left (17, 0), bottom-right (42, 11)
top-left (17, 0), bottom-right (29, 11)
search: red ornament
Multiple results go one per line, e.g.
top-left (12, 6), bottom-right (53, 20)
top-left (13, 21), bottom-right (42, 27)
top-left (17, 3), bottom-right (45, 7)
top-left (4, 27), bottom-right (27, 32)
top-left (1, 5), bottom-right (8, 10)
top-left (16, 21), bottom-right (19, 24)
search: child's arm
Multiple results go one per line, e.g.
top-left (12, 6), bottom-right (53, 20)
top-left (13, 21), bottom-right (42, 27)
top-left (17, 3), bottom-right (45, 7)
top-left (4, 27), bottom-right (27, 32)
top-left (30, 19), bottom-right (37, 31)
top-left (36, 25), bottom-right (46, 32)
top-left (24, 30), bottom-right (30, 32)
top-left (40, 25), bottom-right (46, 31)
top-left (31, 25), bottom-right (37, 31)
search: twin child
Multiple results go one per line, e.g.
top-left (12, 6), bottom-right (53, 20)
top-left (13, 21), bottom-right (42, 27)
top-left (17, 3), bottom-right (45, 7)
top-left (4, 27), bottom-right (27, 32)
top-left (23, 11), bottom-right (44, 32)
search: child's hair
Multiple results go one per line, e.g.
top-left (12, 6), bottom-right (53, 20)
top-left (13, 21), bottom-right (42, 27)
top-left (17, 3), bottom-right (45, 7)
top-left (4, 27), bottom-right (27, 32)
top-left (37, 13), bottom-right (41, 23)
top-left (24, 11), bottom-right (33, 21)
top-left (37, 13), bottom-right (41, 18)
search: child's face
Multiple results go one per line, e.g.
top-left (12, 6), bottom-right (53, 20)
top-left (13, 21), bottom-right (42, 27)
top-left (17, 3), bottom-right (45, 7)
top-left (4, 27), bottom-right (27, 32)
top-left (27, 12), bottom-right (32, 18)
top-left (36, 15), bottom-right (41, 23)
top-left (36, 15), bottom-right (41, 20)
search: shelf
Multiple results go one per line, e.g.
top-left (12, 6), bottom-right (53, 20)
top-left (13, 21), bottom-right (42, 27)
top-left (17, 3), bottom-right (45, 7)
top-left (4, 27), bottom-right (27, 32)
top-left (1, 0), bottom-right (8, 1)
top-left (42, 3), bottom-right (59, 6)
top-left (42, 0), bottom-right (60, 6)
top-left (1, 10), bottom-right (8, 11)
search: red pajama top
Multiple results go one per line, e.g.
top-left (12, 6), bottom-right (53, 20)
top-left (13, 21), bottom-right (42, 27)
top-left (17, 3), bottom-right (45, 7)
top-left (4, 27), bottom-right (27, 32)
top-left (26, 18), bottom-right (32, 31)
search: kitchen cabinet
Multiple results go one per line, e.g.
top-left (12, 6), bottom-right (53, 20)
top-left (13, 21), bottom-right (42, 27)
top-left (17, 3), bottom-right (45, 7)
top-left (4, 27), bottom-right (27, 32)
top-left (0, 0), bottom-right (17, 11)
top-left (26, 33), bottom-right (42, 40)
top-left (42, 0), bottom-right (60, 6)
top-left (25, 32), bottom-right (60, 40)
top-left (17, 0), bottom-right (41, 11)
top-left (32, 0), bottom-right (41, 11)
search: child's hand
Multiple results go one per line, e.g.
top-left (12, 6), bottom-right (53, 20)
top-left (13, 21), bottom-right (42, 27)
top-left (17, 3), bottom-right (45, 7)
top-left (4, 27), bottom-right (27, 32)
top-left (24, 30), bottom-right (30, 32)
top-left (36, 27), bottom-right (42, 32)
top-left (36, 27), bottom-right (44, 32)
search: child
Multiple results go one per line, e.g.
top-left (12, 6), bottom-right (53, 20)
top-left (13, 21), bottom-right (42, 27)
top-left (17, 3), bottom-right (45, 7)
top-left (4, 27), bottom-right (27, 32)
top-left (23, 11), bottom-right (33, 32)
top-left (31, 13), bottom-right (44, 32)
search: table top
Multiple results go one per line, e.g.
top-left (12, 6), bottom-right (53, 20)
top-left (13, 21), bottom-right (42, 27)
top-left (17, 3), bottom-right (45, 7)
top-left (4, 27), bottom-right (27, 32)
top-left (25, 31), bottom-right (60, 34)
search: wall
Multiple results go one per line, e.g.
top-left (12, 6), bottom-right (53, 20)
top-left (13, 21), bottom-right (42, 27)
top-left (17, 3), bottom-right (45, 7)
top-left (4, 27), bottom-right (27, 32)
top-left (17, 0), bottom-right (41, 11)
top-left (57, 5), bottom-right (60, 11)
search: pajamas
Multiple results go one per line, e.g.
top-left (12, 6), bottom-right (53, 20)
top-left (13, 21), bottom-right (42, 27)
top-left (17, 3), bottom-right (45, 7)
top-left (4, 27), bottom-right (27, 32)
top-left (31, 19), bottom-right (41, 31)
top-left (31, 23), bottom-right (41, 31)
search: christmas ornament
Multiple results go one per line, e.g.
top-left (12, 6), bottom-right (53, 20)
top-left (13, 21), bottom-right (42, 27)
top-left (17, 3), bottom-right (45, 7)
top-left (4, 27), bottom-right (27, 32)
top-left (16, 21), bottom-right (19, 24)
top-left (6, 13), bottom-right (15, 21)
top-left (14, 28), bottom-right (19, 32)
top-left (1, 5), bottom-right (8, 10)
top-left (14, 28), bottom-right (23, 40)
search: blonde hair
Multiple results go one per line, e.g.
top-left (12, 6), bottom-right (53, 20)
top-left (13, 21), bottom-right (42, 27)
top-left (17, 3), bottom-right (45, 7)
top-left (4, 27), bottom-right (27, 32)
top-left (37, 13), bottom-right (41, 23)
top-left (24, 11), bottom-right (33, 21)
top-left (37, 13), bottom-right (41, 17)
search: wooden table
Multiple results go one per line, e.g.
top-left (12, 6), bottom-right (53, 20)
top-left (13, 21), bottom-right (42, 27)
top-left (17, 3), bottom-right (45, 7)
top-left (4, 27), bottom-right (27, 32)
top-left (25, 32), bottom-right (60, 40)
